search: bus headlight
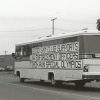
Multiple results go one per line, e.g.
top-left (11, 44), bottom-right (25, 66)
top-left (84, 65), bottom-right (89, 72)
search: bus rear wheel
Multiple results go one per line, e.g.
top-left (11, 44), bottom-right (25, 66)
top-left (55, 81), bottom-right (62, 86)
top-left (40, 80), bottom-right (44, 83)
top-left (20, 78), bottom-right (25, 83)
top-left (75, 81), bottom-right (85, 87)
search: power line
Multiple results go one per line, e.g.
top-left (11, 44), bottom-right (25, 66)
top-left (55, 28), bottom-right (72, 32)
top-left (0, 27), bottom-right (74, 33)
top-left (0, 28), bottom-right (51, 32)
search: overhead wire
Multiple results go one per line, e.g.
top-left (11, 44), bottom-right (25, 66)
top-left (0, 27), bottom-right (51, 32)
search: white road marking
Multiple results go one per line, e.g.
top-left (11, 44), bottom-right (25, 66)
top-left (0, 82), bottom-right (100, 100)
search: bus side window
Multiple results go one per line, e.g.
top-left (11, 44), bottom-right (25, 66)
top-left (23, 45), bottom-right (32, 57)
top-left (16, 46), bottom-right (22, 56)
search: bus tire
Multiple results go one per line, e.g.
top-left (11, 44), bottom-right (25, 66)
top-left (55, 81), bottom-right (62, 86)
top-left (51, 76), bottom-right (56, 85)
top-left (20, 78), bottom-right (25, 83)
top-left (75, 81), bottom-right (85, 87)
top-left (40, 80), bottom-right (44, 83)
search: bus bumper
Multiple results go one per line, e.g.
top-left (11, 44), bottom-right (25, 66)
top-left (82, 72), bottom-right (100, 80)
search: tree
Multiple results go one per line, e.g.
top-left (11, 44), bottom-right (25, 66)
top-left (97, 19), bottom-right (100, 31)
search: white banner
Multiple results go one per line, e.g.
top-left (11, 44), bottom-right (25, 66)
top-left (31, 42), bottom-right (82, 69)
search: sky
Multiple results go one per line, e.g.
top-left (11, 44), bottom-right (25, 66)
top-left (0, 0), bottom-right (100, 54)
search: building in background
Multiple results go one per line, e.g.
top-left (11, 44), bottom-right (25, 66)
top-left (0, 54), bottom-right (15, 71)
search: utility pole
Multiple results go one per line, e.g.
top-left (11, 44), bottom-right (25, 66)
top-left (51, 17), bottom-right (57, 35)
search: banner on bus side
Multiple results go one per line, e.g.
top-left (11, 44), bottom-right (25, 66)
top-left (30, 42), bottom-right (82, 69)
top-left (30, 60), bottom-right (82, 69)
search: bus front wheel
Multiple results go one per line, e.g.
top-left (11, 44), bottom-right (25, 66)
top-left (20, 78), bottom-right (25, 83)
top-left (51, 76), bottom-right (56, 85)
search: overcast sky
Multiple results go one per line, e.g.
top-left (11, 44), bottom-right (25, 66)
top-left (0, 0), bottom-right (100, 54)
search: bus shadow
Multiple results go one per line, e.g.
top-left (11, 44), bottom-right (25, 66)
top-left (22, 80), bottom-right (100, 92)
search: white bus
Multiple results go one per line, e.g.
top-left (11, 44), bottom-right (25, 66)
top-left (13, 30), bottom-right (100, 87)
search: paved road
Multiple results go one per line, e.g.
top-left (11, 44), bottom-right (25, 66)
top-left (0, 72), bottom-right (100, 100)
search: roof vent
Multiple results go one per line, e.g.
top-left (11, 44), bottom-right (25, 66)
top-left (46, 35), bottom-right (52, 37)
top-left (82, 28), bottom-right (88, 32)
top-left (62, 33), bottom-right (66, 34)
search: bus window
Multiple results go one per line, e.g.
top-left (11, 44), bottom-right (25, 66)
top-left (23, 45), bottom-right (32, 57)
top-left (15, 46), bottom-right (22, 56)
top-left (15, 45), bottom-right (32, 58)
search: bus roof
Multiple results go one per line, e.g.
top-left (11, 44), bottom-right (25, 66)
top-left (16, 30), bottom-right (100, 46)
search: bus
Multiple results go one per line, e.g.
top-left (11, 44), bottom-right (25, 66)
top-left (13, 30), bottom-right (100, 87)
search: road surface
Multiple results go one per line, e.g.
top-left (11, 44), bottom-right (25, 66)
top-left (0, 72), bottom-right (100, 100)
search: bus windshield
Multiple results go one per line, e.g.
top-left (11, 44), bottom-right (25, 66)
top-left (80, 35), bottom-right (100, 58)
top-left (15, 44), bottom-right (32, 60)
